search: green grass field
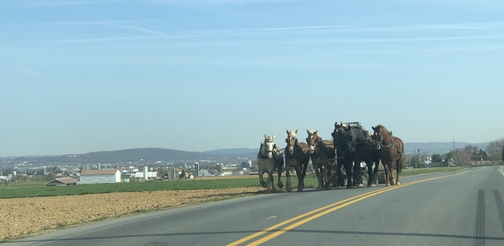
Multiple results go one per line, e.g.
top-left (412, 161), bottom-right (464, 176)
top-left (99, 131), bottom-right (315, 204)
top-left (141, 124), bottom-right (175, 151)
top-left (0, 167), bottom-right (466, 199)
top-left (0, 177), bottom-right (322, 199)
top-left (400, 166), bottom-right (466, 176)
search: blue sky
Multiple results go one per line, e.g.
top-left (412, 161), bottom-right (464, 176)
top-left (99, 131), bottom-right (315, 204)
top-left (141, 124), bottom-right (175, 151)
top-left (1, 0), bottom-right (503, 156)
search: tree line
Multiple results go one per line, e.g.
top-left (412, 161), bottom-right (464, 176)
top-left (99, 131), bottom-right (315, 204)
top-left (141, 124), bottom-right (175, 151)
top-left (436, 137), bottom-right (503, 166)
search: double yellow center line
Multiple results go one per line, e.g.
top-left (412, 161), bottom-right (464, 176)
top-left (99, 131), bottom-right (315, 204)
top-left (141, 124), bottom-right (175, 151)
top-left (227, 170), bottom-right (468, 246)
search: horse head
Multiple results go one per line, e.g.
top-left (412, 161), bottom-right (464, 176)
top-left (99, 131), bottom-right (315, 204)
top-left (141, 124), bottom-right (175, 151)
top-left (371, 125), bottom-right (393, 149)
top-left (332, 122), bottom-right (348, 150)
top-left (285, 129), bottom-right (298, 155)
top-left (261, 134), bottom-right (275, 159)
top-left (306, 130), bottom-right (320, 154)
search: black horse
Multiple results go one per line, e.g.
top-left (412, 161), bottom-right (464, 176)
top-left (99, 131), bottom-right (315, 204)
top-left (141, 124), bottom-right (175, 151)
top-left (355, 139), bottom-right (381, 187)
top-left (332, 122), bottom-right (378, 188)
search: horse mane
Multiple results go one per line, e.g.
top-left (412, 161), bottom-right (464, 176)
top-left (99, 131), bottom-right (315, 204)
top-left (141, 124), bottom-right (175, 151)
top-left (377, 124), bottom-right (388, 134)
top-left (322, 139), bottom-right (334, 149)
top-left (257, 142), bottom-right (268, 159)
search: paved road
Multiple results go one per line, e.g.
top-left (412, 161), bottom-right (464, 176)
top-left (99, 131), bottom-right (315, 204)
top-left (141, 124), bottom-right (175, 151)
top-left (3, 166), bottom-right (504, 246)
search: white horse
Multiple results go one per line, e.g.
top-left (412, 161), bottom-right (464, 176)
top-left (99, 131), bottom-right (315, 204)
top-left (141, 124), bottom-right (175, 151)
top-left (257, 134), bottom-right (284, 192)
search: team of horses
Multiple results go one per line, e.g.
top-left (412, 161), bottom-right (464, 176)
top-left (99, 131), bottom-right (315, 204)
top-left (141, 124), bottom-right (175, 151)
top-left (257, 122), bottom-right (405, 192)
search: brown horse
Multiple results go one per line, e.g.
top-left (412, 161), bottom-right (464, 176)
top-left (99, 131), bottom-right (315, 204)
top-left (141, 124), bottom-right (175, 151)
top-left (285, 130), bottom-right (311, 192)
top-left (371, 125), bottom-right (404, 186)
top-left (306, 130), bottom-right (335, 190)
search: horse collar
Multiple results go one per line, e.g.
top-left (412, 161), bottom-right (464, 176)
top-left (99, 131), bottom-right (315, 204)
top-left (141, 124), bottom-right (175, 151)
top-left (381, 136), bottom-right (394, 149)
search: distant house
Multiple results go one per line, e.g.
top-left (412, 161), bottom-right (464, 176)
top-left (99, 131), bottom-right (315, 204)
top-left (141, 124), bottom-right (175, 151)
top-left (46, 178), bottom-right (77, 186)
top-left (79, 169), bottom-right (121, 184)
top-left (134, 171), bottom-right (160, 181)
top-left (198, 169), bottom-right (214, 177)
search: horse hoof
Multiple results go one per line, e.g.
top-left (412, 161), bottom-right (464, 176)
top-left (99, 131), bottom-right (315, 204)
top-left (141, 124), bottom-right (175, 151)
top-left (358, 184), bottom-right (364, 187)
top-left (370, 184), bottom-right (376, 187)
top-left (386, 184), bottom-right (390, 187)
top-left (316, 186), bottom-right (323, 191)
top-left (396, 182), bottom-right (401, 185)
top-left (278, 183), bottom-right (284, 189)
top-left (297, 187), bottom-right (304, 192)
top-left (286, 186), bottom-right (292, 192)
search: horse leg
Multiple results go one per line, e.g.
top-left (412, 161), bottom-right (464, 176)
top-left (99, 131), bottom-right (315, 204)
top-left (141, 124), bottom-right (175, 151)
top-left (345, 160), bottom-right (353, 189)
top-left (383, 163), bottom-right (390, 187)
top-left (371, 159), bottom-right (379, 187)
top-left (276, 163), bottom-right (284, 189)
top-left (396, 157), bottom-right (403, 185)
top-left (259, 169), bottom-right (267, 188)
top-left (354, 158), bottom-right (363, 187)
top-left (295, 165), bottom-right (304, 192)
top-left (285, 164), bottom-right (292, 192)
top-left (354, 162), bottom-right (363, 187)
top-left (298, 162), bottom-right (308, 192)
top-left (268, 171), bottom-right (275, 192)
top-left (323, 162), bottom-right (332, 190)
top-left (389, 165), bottom-right (396, 185)
top-left (336, 161), bottom-right (345, 187)
top-left (367, 162), bottom-right (374, 187)
top-left (313, 162), bottom-right (323, 191)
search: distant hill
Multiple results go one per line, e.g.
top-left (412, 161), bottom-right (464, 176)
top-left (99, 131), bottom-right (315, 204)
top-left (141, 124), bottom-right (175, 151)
top-left (203, 148), bottom-right (256, 155)
top-left (404, 142), bottom-right (489, 154)
top-left (3, 142), bottom-right (491, 165)
top-left (11, 148), bottom-right (216, 164)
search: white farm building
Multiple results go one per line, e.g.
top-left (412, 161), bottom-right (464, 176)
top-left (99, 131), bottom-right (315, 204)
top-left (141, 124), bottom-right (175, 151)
top-left (79, 169), bottom-right (121, 184)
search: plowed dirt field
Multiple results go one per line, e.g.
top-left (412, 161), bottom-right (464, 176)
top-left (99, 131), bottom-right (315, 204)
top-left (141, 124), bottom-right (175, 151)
top-left (0, 187), bottom-right (263, 241)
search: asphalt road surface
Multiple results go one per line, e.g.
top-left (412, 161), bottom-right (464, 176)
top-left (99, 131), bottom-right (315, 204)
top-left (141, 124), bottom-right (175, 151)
top-left (3, 166), bottom-right (504, 246)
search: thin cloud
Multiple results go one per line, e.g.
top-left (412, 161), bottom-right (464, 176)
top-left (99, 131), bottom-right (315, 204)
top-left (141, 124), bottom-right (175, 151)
top-left (7, 33), bottom-right (504, 45)
top-left (34, 20), bottom-right (167, 36)
top-left (22, 68), bottom-right (45, 76)
top-left (2, 22), bottom-right (504, 45)
top-left (106, 23), bottom-right (166, 36)
top-left (146, 0), bottom-right (300, 5)
top-left (21, 0), bottom-right (122, 7)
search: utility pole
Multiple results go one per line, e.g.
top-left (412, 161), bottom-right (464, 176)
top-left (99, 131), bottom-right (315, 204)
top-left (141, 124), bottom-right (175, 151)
top-left (452, 139), bottom-right (457, 166)
top-left (414, 145), bottom-right (417, 168)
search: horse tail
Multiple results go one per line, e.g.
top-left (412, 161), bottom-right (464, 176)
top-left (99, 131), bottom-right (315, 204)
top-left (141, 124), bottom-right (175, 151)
top-left (395, 138), bottom-right (404, 174)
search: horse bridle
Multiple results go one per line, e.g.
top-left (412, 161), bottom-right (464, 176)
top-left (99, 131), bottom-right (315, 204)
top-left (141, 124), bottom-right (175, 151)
top-left (307, 134), bottom-right (321, 155)
top-left (376, 129), bottom-right (394, 150)
top-left (286, 136), bottom-right (307, 158)
top-left (259, 139), bottom-right (275, 159)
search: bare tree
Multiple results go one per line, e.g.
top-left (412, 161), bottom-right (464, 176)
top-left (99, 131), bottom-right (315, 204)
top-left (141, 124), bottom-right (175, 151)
top-left (485, 138), bottom-right (504, 161)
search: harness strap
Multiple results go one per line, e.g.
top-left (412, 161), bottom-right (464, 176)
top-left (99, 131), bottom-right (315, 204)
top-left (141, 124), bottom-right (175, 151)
top-left (381, 133), bottom-right (395, 149)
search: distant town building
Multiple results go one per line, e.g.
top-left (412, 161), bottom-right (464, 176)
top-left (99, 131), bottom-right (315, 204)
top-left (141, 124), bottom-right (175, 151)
top-left (79, 169), bottom-right (121, 184)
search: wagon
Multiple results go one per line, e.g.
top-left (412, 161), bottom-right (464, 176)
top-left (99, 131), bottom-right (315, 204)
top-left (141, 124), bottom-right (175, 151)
top-left (376, 163), bottom-right (386, 185)
top-left (329, 161), bottom-right (369, 187)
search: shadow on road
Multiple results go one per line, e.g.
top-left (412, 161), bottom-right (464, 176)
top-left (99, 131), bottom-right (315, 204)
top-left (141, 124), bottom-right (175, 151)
top-left (7, 229), bottom-right (504, 244)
